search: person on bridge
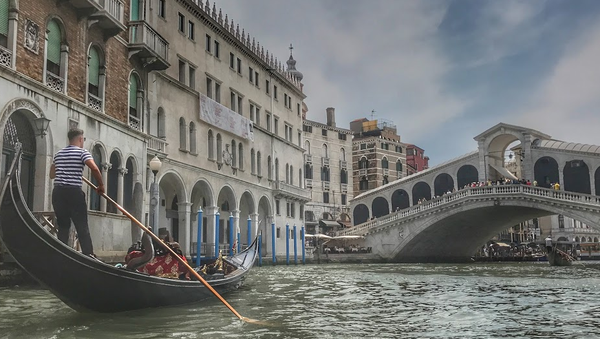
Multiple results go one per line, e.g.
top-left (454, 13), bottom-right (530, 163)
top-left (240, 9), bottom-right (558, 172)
top-left (545, 235), bottom-right (553, 253)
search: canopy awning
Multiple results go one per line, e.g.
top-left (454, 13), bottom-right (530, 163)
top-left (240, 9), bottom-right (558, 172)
top-left (319, 220), bottom-right (340, 228)
top-left (489, 163), bottom-right (518, 180)
top-left (304, 234), bottom-right (332, 239)
top-left (494, 242), bottom-right (511, 247)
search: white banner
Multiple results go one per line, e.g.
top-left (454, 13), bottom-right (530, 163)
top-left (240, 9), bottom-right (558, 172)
top-left (199, 94), bottom-right (254, 141)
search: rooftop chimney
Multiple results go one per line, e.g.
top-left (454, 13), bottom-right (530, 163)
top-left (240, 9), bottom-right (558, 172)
top-left (326, 107), bottom-right (336, 127)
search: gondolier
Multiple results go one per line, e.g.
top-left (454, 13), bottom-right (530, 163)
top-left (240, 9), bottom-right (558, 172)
top-left (545, 235), bottom-right (553, 253)
top-left (50, 128), bottom-right (104, 258)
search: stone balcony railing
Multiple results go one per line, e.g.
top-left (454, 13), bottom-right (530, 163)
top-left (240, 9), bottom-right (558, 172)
top-left (304, 154), bottom-right (312, 164)
top-left (0, 45), bottom-right (12, 68)
top-left (321, 157), bottom-right (330, 167)
top-left (46, 71), bottom-right (65, 93)
top-left (128, 21), bottom-right (170, 70)
top-left (341, 183), bottom-right (348, 193)
top-left (339, 160), bottom-right (347, 169)
top-left (147, 135), bottom-right (167, 154)
top-left (96, 0), bottom-right (124, 24)
top-left (359, 168), bottom-right (367, 176)
top-left (275, 181), bottom-right (311, 201)
top-left (340, 185), bottom-right (600, 237)
top-left (305, 178), bottom-right (313, 188)
top-left (129, 115), bottom-right (141, 131)
top-left (88, 93), bottom-right (103, 112)
top-left (322, 181), bottom-right (330, 191)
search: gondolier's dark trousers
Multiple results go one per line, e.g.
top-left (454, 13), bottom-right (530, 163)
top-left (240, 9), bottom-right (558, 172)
top-left (52, 186), bottom-right (94, 255)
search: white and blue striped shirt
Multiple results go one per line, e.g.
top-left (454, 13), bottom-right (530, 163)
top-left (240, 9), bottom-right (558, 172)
top-left (53, 145), bottom-right (93, 187)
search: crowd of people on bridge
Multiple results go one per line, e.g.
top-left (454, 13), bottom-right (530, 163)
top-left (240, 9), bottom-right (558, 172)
top-left (461, 178), bottom-right (561, 191)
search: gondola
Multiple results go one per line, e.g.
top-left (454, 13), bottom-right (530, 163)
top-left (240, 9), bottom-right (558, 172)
top-left (547, 247), bottom-right (574, 266)
top-left (0, 150), bottom-right (258, 313)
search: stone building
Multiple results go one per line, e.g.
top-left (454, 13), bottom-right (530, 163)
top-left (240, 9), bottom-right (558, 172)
top-left (302, 107), bottom-right (353, 234)
top-left (350, 118), bottom-right (407, 196)
top-left (405, 144), bottom-right (429, 175)
top-left (0, 0), bottom-right (309, 260)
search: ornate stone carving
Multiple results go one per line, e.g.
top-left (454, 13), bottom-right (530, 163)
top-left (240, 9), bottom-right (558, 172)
top-left (5, 99), bottom-right (42, 117)
top-left (24, 19), bottom-right (40, 54)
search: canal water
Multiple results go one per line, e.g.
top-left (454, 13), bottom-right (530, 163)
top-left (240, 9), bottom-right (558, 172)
top-left (1, 262), bottom-right (600, 338)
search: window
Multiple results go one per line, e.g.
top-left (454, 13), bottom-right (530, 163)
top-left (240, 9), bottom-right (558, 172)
top-left (396, 146), bottom-right (403, 153)
top-left (46, 19), bottom-right (66, 92)
top-left (274, 117), bottom-right (279, 135)
top-left (276, 200), bottom-right (280, 215)
top-left (189, 122), bottom-right (197, 154)
top-left (87, 46), bottom-right (104, 111)
top-left (291, 202), bottom-right (295, 218)
top-left (341, 194), bottom-right (347, 205)
top-left (382, 158), bottom-right (389, 169)
top-left (214, 40), bottom-right (220, 58)
top-left (361, 143), bottom-right (366, 150)
top-left (157, 108), bottom-right (166, 138)
top-left (237, 58), bottom-right (242, 74)
top-left (229, 52), bottom-right (234, 69)
top-left (158, 0), bottom-right (165, 18)
top-left (216, 134), bottom-right (222, 162)
top-left (179, 117), bottom-right (187, 151)
top-left (254, 71), bottom-right (259, 86)
top-left (268, 156), bottom-right (272, 180)
top-left (238, 143), bottom-right (243, 169)
top-left (276, 227), bottom-right (281, 238)
top-left (230, 91), bottom-right (243, 114)
top-left (178, 13), bottom-right (185, 33)
top-left (249, 67), bottom-right (254, 83)
top-left (257, 151), bottom-right (262, 177)
top-left (188, 21), bottom-right (194, 40)
top-left (178, 59), bottom-right (185, 83)
top-left (286, 202), bottom-right (290, 217)
top-left (237, 96), bottom-right (243, 115)
top-left (206, 77), bottom-right (212, 98)
top-left (274, 85), bottom-right (278, 100)
top-left (231, 140), bottom-right (237, 168)
top-left (128, 73), bottom-right (141, 130)
top-left (266, 79), bottom-right (270, 94)
top-left (255, 107), bottom-right (260, 126)
top-left (360, 178), bottom-right (369, 191)
top-left (251, 149), bottom-right (256, 174)
top-left (208, 130), bottom-right (214, 160)
top-left (298, 132), bottom-right (301, 146)
top-left (266, 113), bottom-right (272, 132)
top-left (338, 133), bottom-right (347, 140)
top-left (188, 66), bottom-right (195, 89)
top-left (303, 125), bottom-right (312, 133)
top-left (323, 192), bottom-right (330, 204)
top-left (322, 129), bottom-right (328, 136)
top-left (205, 34), bottom-right (211, 52)
top-left (230, 92), bottom-right (236, 112)
top-left (297, 103), bottom-right (301, 116)
top-left (215, 82), bottom-right (221, 103)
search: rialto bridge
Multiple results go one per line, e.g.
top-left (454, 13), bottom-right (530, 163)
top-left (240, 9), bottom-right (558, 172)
top-left (345, 123), bottom-right (600, 262)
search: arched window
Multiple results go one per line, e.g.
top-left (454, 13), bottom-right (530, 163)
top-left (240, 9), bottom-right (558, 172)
top-left (340, 169), bottom-right (348, 184)
top-left (396, 160), bottom-right (403, 175)
top-left (290, 165), bottom-right (294, 185)
top-left (87, 45), bottom-right (105, 112)
top-left (299, 169), bottom-right (303, 188)
top-left (257, 151), bottom-right (262, 177)
top-left (231, 140), bottom-right (237, 167)
top-left (382, 157), bottom-right (389, 169)
top-left (275, 158), bottom-right (279, 182)
top-left (322, 144), bottom-right (328, 158)
top-left (359, 157), bottom-right (368, 169)
top-left (340, 147), bottom-right (346, 161)
top-left (129, 73), bottom-right (142, 130)
top-left (305, 163), bottom-right (312, 179)
top-left (157, 107), bottom-right (166, 138)
top-left (189, 121), bottom-right (197, 154)
top-left (207, 130), bottom-right (214, 160)
top-left (251, 149), bottom-right (256, 174)
top-left (0, 0), bottom-right (8, 48)
top-left (216, 133), bottom-right (222, 163)
top-left (238, 143), bottom-right (243, 169)
top-left (45, 19), bottom-right (67, 93)
top-left (130, 0), bottom-right (141, 20)
top-left (304, 140), bottom-right (311, 154)
top-left (267, 156), bottom-right (272, 179)
top-left (179, 117), bottom-right (187, 151)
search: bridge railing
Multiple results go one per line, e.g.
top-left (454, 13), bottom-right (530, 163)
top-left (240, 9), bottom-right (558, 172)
top-left (340, 185), bottom-right (600, 236)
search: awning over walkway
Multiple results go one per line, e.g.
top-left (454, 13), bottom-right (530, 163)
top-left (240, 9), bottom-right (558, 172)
top-left (489, 163), bottom-right (518, 180)
top-left (319, 220), bottom-right (340, 228)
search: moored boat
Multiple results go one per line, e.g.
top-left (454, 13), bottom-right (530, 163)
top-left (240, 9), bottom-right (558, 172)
top-left (0, 150), bottom-right (258, 313)
top-left (547, 247), bottom-right (574, 266)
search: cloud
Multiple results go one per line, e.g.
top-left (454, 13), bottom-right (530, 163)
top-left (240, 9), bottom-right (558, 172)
top-left (518, 21), bottom-right (600, 145)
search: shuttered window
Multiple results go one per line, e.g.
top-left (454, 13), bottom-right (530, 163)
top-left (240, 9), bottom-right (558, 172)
top-left (88, 48), bottom-right (99, 86)
top-left (46, 20), bottom-right (61, 64)
top-left (129, 74), bottom-right (138, 110)
top-left (0, 0), bottom-right (9, 37)
top-left (130, 0), bottom-right (139, 20)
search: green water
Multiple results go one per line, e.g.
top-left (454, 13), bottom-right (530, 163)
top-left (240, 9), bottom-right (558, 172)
top-left (1, 262), bottom-right (600, 338)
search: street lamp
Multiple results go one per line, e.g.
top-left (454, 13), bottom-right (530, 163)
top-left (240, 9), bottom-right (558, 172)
top-left (149, 155), bottom-right (162, 234)
top-left (33, 116), bottom-right (51, 138)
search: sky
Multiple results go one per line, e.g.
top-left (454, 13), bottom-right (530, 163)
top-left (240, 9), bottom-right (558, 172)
top-left (216, 0), bottom-right (600, 165)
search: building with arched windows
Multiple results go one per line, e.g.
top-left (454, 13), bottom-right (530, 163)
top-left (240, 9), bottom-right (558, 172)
top-left (302, 107), bottom-right (353, 234)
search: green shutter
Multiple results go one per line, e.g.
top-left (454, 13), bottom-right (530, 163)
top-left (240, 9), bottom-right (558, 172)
top-left (130, 0), bottom-right (139, 20)
top-left (46, 20), bottom-right (61, 64)
top-left (88, 48), bottom-right (100, 86)
top-left (129, 74), bottom-right (137, 109)
top-left (0, 0), bottom-right (8, 36)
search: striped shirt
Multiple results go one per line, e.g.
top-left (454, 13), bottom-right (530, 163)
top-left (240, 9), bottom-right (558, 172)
top-left (53, 145), bottom-right (93, 187)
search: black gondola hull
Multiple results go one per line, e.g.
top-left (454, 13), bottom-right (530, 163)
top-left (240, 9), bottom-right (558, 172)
top-left (0, 155), bottom-right (257, 313)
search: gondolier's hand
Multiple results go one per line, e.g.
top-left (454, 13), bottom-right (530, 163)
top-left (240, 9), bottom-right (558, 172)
top-left (96, 184), bottom-right (105, 195)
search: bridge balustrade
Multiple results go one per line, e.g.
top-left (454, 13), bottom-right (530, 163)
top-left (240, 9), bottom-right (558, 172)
top-left (341, 185), bottom-right (600, 236)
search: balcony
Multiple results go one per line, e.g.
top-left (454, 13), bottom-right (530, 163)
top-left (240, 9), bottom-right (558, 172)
top-left (0, 45), bottom-right (12, 68)
top-left (46, 71), bottom-right (65, 93)
top-left (339, 160), bottom-right (347, 170)
top-left (129, 115), bottom-right (141, 131)
top-left (274, 181), bottom-right (311, 201)
top-left (305, 178), bottom-right (313, 188)
top-left (321, 157), bottom-right (330, 167)
top-left (359, 168), bottom-right (367, 177)
top-left (69, 0), bottom-right (126, 37)
top-left (148, 135), bottom-right (168, 155)
top-left (383, 168), bottom-right (389, 176)
top-left (128, 21), bottom-right (170, 71)
top-left (88, 93), bottom-right (103, 112)
top-left (304, 154), bottom-right (313, 164)
top-left (322, 181), bottom-right (330, 191)
top-left (341, 183), bottom-right (348, 193)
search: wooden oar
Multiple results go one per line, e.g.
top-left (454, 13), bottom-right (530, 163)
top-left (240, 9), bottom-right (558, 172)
top-left (83, 177), bottom-right (260, 324)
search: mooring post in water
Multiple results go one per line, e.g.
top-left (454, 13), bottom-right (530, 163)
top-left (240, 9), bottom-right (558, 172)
top-left (237, 232), bottom-right (240, 254)
top-left (247, 217), bottom-right (252, 250)
top-left (293, 224), bottom-right (298, 265)
top-left (258, 231), bottom-right (263, 267)
top-left (196, 207), bottom-right (203, 267)
top-left (229, 215), bottom-right (234, 257)
top-left (215, 212), bottom-right (220, 258)
top-left (286, 223), bottom-right (290, 266)
top-left (271, 222), bottom-right (276, 265)
top-left (301, 225), bottom-right (305, 264)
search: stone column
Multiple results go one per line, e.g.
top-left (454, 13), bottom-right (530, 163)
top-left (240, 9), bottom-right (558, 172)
top-left (204, 206), bottom-right (218, 257)
top-left (522, 134), bottom-right (533, 181)
top-left (478, 140), bottom-right (487, 182)
top-left (100, 162), bottom-right (111, 212)
top-left (177, 202), bottom-right (192, 257)
top-left (8, 5), bottom-right (18, 69)
top-left (558, 164), bottom-right (565, 189)
top-left (117, 167), bottom-right (127, 215)
top-left (251, 213), bottom-right (260, 239)
top-left (590, 170), bottom-right (596, 196)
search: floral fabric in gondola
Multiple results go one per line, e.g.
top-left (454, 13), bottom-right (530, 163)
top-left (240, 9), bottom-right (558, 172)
top-left (125, 242), bottom-right (188, 279)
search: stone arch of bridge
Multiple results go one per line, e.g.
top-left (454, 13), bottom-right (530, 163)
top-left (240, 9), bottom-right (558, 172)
top-left (380, 199), bottom-right (600, 263)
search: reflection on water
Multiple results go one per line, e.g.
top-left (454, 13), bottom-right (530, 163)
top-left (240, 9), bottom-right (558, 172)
top-left (2, 262), bottom-right (600, 338)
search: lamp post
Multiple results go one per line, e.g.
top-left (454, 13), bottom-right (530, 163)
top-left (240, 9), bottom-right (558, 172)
top-left (33, 116), bottom-right (51, 138)
top-left (149, 155), bottom-right (162, 234)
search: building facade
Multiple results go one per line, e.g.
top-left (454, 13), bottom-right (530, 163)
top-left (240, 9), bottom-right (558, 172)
top-left (406, 144), bottom-right (429, 175)
top-left (0, 0), bottom-right (309, 260)
top-left (350, 118), bottom-right (407, 196)
top-left (302, 107), bottom-right (353, 234)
